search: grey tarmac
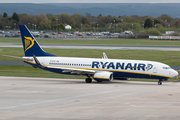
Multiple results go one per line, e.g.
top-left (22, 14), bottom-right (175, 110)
top-left (1, 43), bottom-right (180, 51)
top-left (0, 76), bottom-right (180, 120)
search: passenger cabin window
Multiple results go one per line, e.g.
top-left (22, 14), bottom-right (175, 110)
top-left (49, 62), bottom-right (91, 67)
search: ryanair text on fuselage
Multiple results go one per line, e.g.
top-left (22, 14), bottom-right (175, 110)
top-left (92, 61), bottom-right (153, 71)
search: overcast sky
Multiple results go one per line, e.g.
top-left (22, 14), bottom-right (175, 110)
top-left (0, 0), bottom-right (180, 3)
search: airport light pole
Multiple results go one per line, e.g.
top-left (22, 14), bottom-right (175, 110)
top-left (121, 19), bottom-right (123, 32)
top-left (116, 24), bottom-right (118, 33)
top-left (165, 20), bottom-right (167, 31)
top-left (14, 23), bottom-right (16, 31)
top-left (97, 23), bottom-right (98, 32)
top-left (35, 24), bottom-right (36, 31)
top-left (132, 24), bottom-right (133, 32)
top-left (168, 25), bottom-right (170, 31)
top-left (32, 24), bottom-right (34, 31)
top-left (114, 20), bottom-right (115, 33)
top-left (81, 23), bottom-right (82, 32)
top-left (111, 23), bottom-right (112, 32)
top-left (56, 19), bottom-right (58, 32)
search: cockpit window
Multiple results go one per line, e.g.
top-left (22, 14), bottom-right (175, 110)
top-left (163, 67), bottom-right (171, 69)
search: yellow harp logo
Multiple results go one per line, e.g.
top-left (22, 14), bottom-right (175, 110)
top-left (24, 36), bottom-right (34, 52)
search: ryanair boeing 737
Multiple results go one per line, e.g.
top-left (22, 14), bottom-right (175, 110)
top-left (19, 25), bottom-right (178, 85)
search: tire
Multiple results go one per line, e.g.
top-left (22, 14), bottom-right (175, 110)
top-left (85, 78), bottom-right (92, 83)
top-left (158, 81), bottom-right (162, 85)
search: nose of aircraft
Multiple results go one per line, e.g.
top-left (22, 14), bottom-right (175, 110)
top-left (170, 69), bottom-right (179, 78)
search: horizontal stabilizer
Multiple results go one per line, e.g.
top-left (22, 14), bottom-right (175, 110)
top-left (3, 55), bottom-right (23, 59)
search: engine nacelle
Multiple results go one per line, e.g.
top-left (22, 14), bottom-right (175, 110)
top-left (93, 72), bottom-right (113, 81)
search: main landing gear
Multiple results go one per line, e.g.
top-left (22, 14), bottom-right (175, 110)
top-left (85, 77), bottom-right (92, 83)
top-left (158, 80), bottom-right (162, 85)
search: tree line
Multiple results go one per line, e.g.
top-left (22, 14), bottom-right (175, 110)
top-left (0, 12), bottom-right (180, 35)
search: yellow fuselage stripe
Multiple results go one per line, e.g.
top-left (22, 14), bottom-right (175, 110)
top-left (94, 77), bottom-right (109, 79)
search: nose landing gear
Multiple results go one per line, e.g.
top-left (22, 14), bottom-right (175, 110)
top-left (158, 79), bottom-right (168, 85)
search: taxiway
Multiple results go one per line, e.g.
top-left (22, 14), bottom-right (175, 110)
top-left (0, 76), bottom-right (180, 120)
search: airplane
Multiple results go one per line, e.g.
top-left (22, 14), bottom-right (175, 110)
top-left (19, 25), bottom-right (178, 85)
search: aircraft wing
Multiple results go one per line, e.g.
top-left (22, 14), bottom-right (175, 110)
top-left (46, 66), bottom-right (95, 75)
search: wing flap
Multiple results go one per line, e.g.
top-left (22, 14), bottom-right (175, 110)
top-left (46, 65), bottom-right (95, 75)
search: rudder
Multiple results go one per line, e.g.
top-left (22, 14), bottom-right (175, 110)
top-left (19, 25), bottom-right (56, 57)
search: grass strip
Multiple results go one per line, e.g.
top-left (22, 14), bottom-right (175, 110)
top-left (1, 48), bottom-right (180, 66)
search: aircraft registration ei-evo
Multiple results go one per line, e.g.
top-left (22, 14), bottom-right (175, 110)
top-left (19, 25), bottom-right (178, 85)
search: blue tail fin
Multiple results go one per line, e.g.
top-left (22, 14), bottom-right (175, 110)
top-left (19, 25), bottom-right (56, 57)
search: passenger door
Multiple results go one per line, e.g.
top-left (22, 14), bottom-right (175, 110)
top-left (153, 64), bottom-right (157, 73)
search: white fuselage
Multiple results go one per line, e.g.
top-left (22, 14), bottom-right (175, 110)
top-left (23, 56), bottom-right (178, 80)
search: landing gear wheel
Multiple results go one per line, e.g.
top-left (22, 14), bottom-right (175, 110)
top-left (85, 78), bottom-right (92, 83)
top-left (158, 81), bottom-right (162, 85)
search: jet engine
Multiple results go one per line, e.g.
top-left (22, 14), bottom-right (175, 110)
top-left (93, 72), bottom-right (113, 82)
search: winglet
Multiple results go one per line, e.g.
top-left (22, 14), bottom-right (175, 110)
top-left (102, 52), bottom-right (108, 59)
